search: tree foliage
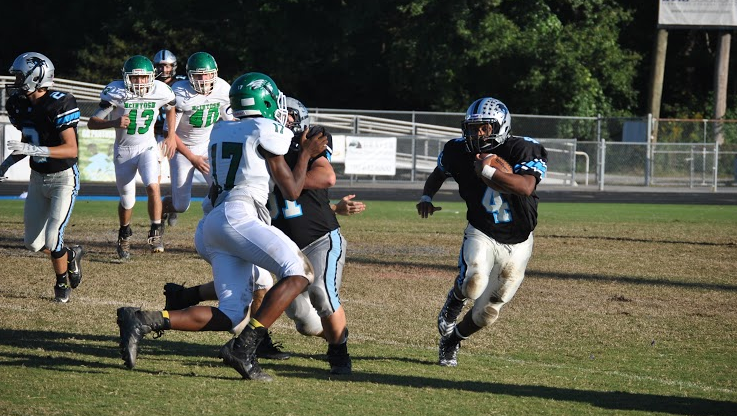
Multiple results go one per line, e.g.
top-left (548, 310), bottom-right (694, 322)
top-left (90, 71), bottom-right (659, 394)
top-left (1, 0), bottom-right (733, 117)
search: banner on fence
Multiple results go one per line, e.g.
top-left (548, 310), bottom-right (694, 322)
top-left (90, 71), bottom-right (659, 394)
top-left (344, 136), bottom-right (396, 176)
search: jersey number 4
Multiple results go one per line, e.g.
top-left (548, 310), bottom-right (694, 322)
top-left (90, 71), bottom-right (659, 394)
top-left (482, 188), bottom-right (512, 223)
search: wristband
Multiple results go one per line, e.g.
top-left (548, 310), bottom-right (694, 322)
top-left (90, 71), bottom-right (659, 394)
top-left (481, 165), bottom-right (497, 180)
top-left (419, 195), bottom-right (432, 203)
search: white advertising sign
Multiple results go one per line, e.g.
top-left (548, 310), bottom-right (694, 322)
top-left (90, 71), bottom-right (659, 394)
top-left (659, 0), bottom-right (737, 28)
top-left (2, 125), bottom-right (31, 181)
top-left (330, 134), bottom-right (347, 163)
top-left (344, 136), bottom-right (397, 176)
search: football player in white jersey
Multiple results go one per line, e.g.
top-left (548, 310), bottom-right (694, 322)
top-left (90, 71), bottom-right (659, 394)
top-left (161, 52), bottom-right (234, 227)
top-left (87, 55), bottom-right (177, 259)
top-left (115, 72), bottom-right (328, 381)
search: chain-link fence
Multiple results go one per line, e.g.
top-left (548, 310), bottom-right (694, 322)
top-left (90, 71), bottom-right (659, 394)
top-left (2, 82), bottom-right (736, 190)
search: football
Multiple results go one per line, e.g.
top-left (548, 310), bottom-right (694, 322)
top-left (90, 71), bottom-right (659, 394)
top-left (477, 153), bottom-right (512, 190)
top-left (479, 153), bottom-right (512, 173)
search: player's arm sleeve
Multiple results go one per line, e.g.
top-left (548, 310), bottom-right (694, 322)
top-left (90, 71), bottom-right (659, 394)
top-left (90, 101), bottom-right (114, 119)
top-left (54, 94), bottom-right (81, 133)
top-left (422, 166), bottom-right (447, 198)
top-left (516, 142), bottom-right (548, 185)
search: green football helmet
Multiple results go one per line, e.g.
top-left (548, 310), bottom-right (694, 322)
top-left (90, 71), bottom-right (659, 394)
top-left (186, 52), bottom-right (218, 95)
top-left (229, 72), bottom-right (287, 124)
top-left (122, 55), bottom-right (155, 97)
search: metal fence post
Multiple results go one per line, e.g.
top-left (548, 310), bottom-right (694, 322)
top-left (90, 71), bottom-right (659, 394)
top-left (596, 114), bottom-right (603, 187)
top-left (599, 139), bottom-right (606, 191)
top-left (713, 141), bottom-right (719, 192)
top-left (646, 113), bottom-right (652, 186)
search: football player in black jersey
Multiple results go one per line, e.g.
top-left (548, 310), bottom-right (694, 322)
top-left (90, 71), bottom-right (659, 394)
top-left (0, 52), bottom-right (84, 303)
top-left (152, 49), bottom-right (188, 225)
top-left (416, 97), bottom-right (548, 367)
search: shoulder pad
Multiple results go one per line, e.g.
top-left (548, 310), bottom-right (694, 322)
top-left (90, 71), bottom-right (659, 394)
top-left (255, 118), bottom-right (294, 156)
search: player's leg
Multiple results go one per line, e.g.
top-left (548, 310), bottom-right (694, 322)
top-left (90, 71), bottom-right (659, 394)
top-left (250, 268), bottom-right (291, 360)
top-left (438, 224), bottom-right (496, 367)
top-left (206, 202), bottom-right (312, 380)
top-left (114, 146), bottom-right (139, 259)
top-left (162, 150), bottom-right (192, 226)
top-left (462, 233), bottom-right (533, 335)
top-left (138, 146), bottom-right (164, 253)
top-left (304, 229), bottom-right (351, 374)
top-left (44, 167), bottom-right (82, 298)
top-left (23, 172), bottom-right (67, 301)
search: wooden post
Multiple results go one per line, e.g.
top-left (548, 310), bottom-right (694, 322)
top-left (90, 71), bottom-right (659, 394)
top-left (648, 29), bottom-right (668, 143)
top-left (713, 31), bottom-right (731, 145)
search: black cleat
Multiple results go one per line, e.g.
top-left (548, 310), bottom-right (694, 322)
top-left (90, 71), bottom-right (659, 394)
top-left (67, 245), bottom-right (84, 289)
top-left (163, 212), bottom-right (178, 227)
top-left (438, 333), bottom-right (461, 367)
top-left (116, 307), bottom-right (159, 369)
top-left (117, 227), bottom-right (132, 260)
top-left (256, 331), bottom-right (290, 360)
top-left (220, 327), bottom-right (272, 381)
top-left (327, 341), bottom-right (352, 375)
top-left (53, 282), bottom-right (71, 303)
top-left (148, 226), bottom-right (164, 253)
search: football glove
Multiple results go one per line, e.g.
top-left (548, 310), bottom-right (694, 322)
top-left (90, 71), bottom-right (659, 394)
top-left (8, 141), bottom-right (51, 157)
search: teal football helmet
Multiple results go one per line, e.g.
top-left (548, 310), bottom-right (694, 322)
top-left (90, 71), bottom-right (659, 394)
top-left (186, 52), bottom-right (218, 95)
top-left (122, 55), bottom-right (155, 97)
top-left (229, 72), bottom-right (287, 124)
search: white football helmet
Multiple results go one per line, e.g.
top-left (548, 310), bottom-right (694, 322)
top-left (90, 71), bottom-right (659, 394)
top-left (285, 97), bottom-right (310, 134)
top-left (462, 97), bottom-right (512, 153)
top-left (8, 52), bottom-right (55, 94)
top-left (153, 49), bottom-right (177, 79)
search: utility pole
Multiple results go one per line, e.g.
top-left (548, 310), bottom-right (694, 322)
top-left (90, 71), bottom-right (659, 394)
top-left (713, 31), bottom-right (731, 145)
top-left (648, 29), bottom-right (668, 143)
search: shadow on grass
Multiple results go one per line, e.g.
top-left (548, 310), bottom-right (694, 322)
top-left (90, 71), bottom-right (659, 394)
top-left (544, 234), bottom-right (736, 247)
top-left (270, 362), bottom-right (737, 416)
top-left (0, 328), bottom-right (219, 371)
top-left (0, 328), bottom-right (733, 415)
top-left (349, 257), bottom-right (737, 292)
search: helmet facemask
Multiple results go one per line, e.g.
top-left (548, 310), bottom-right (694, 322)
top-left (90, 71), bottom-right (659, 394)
top-left (153, 49), bottom-right (177, 80)
top-left (285, 97), bottom-right (309, 134)
top-left (124, 73), bottom-right (154, 97)
top-left (188, 69), bottom-right (217, 95)
top-left (462, 97), bottom-right (511, 153)
top-left (122, 55), bottom-right (155, 97)
top-left (463, 120), bottom-right (504, 153)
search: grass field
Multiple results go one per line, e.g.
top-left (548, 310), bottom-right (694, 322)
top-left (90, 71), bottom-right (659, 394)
top-left (0, 199), bottom-right (735, 416)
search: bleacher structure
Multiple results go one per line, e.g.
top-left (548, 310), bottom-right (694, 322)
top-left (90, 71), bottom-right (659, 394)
top-left (0, 77), bottom-right (580, 186)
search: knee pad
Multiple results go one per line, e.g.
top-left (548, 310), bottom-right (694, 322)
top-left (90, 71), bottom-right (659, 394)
top-left (253, 267), bottom-right (274, 291)
top-left (119, 191), bottom-right (136, 210)
top-left (285, 292), bottom-right (323, 337)
top-left (461, 268), bottom-right (490, 301)
top-left (307, 284), bottom-right (337, 318)
top-left (283, 251), bottom-right (314, 284)
top-left (24, 241), bottom-right (44, 253)
top-left (472, 300), bottom-right (502, 328)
